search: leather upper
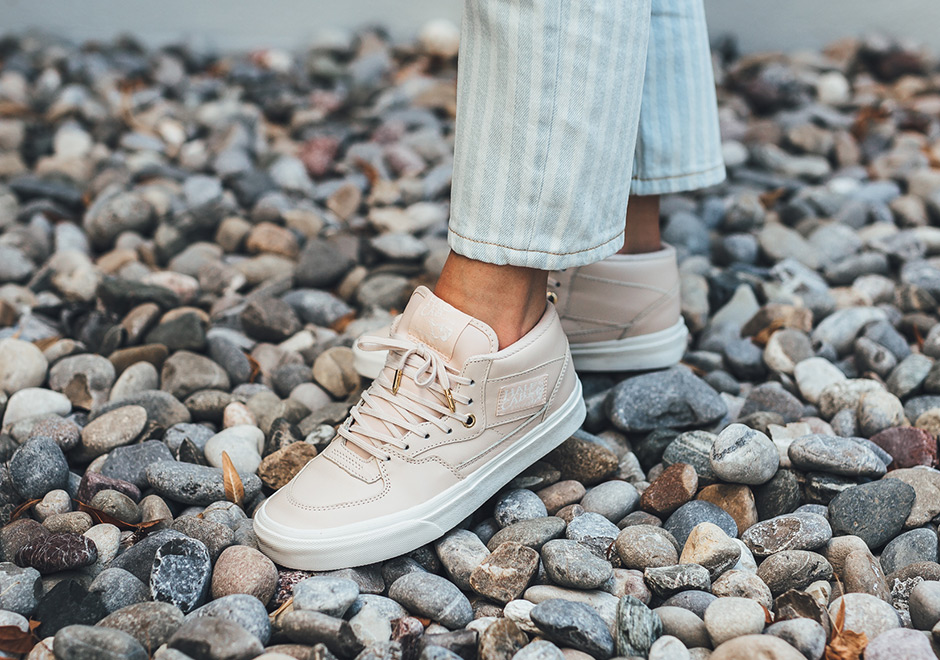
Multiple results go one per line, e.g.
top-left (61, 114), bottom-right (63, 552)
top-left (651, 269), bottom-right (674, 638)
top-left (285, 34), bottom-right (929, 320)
top-left (551, 244), bottom-right (682, 344)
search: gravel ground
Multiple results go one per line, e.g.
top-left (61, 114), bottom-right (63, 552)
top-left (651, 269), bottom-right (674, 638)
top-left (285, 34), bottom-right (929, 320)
top-left (0, 24), bottom-right (939, 660)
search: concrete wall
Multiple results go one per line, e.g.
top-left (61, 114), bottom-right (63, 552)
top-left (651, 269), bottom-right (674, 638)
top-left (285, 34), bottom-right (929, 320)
top-left (1, 0), bottom-right (938, 53)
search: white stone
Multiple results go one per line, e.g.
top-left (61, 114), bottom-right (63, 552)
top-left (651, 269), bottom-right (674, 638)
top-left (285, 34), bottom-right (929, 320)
top-left (3, 388), bottom-right (70, 427)
top-left (794, 357), bottom-right (847, 404)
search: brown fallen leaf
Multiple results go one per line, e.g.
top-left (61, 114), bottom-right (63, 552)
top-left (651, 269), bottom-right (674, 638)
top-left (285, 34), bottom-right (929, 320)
top-left (222, 451), bottom-right (245, 508)
top-left (824, 596), bottom-right (867, 660)
top-left (8, 499), bottom-right (41, 524)
top-left (245, 352), bottom-right (262, 384)
top-left (0, 620), bottom-right (40, 654)
top-left (761, 603), bottom-right (774, 626)
top-left (269, 596), bottom-right (293, 624)
top-left (74, 501), bottom-right (164, 537)
top-left (751, 318), bottom-right (787, 347)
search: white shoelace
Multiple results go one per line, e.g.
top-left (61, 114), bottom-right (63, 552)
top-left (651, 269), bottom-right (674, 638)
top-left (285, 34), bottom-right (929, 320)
top-left (339, 334), bottom-right (474, 461)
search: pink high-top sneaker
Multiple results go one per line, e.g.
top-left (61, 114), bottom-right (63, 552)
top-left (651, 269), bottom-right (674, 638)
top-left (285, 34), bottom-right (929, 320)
top-left (254, 286), bottom-right (584, 569)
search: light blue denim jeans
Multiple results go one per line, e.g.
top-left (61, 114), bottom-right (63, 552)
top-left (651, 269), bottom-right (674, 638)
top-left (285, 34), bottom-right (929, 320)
top-left (448, 0), bottom-right (726, 270)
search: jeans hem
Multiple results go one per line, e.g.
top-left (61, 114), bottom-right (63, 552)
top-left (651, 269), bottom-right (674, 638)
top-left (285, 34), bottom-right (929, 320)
top-left (630, 162), bottom-right (727, 195)
top-left (448, 227), bottom-right (624, 270)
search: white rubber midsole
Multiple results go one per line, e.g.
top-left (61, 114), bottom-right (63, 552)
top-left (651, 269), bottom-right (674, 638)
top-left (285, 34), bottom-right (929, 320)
top-left (569, 319), bottom-right (688, 372)
top-left (253, 380), bottom-right (586, 570)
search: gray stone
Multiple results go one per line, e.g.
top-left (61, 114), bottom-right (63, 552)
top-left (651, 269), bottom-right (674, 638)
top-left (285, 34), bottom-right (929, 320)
top-left (757, 550), bottom-right (832, 595)
top-left (54, 624), bottom-right (148, 660)
top-left (89, 567), bottom-right (149, 613)
top-left (827, 593), bottom-right (900, 639)
top-left (167, 616), bottom-right (264, 660)
top-left (607, 367), bottom-right (727, 432)
top-left (150, 537), bottom-right (212, 614)
top-left (580, 480), bottom-right (639, 523)
top-left (145, 461), bottom-right (262, 505)
top-left (435, 530), bottom-right (490, 591)
top-left (828, 479), bottom-right (916, 549)
top-left (788, 434), bottom-right (886, 478)
top-left (741, 512), bottom-right (832, 557)
top-left (765, 618), bottom-right (826, 660)
top-left (709, 423), bottom-right (779, 485)
top-left (881, 529), bottom-right (939, 575)
top-left (495, 489), bottom-right (549, 527)
top-left (703, 596), bottom-right (766, 646)
top-left (186, 593), bottom-right (271, 644)
top-left (9, 436), bottom-right (69, 499)
top-left (616, 595), bottom-right (662, 657)
top-left (529, 598), bottom-right (614, 659)
top-left (664, 501), bottom-right (738, 547)
top-left (644, 565), bottom-right (712, 599)
top-left (388, 572), bottom-right (472, 629)
top-left (540, 539), bottom-right (613, 590)
top-left (0, 562), bottom-right (41, 616)
top-left (97, 601), bottom-right (185, 653)
top-left (294, 577), bottom-right (360, 618)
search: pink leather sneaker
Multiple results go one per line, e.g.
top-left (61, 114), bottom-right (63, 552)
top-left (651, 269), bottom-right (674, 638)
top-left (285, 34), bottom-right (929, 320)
top-left (254, 286), bottom-right (585, 570)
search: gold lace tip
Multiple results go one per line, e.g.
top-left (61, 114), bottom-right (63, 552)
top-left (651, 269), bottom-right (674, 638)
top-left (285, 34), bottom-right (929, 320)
top-left (391, 369), bottom-right (402, 394)
top-left (444, 388), bottom-right (456, 412)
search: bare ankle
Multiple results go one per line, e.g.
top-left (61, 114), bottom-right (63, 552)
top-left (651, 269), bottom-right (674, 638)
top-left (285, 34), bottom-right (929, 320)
top-left (433, 252), bottom-right (547, 349)
top-left (619, 194), bottom-right (662, 254)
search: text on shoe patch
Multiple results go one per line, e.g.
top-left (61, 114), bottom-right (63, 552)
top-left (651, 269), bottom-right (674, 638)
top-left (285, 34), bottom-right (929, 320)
top-left (496, 374), bottom-right (549, 416)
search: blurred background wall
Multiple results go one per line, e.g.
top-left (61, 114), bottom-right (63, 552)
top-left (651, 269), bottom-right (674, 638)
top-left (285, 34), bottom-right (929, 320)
top-left (1, 0), bottom-right (938, 52)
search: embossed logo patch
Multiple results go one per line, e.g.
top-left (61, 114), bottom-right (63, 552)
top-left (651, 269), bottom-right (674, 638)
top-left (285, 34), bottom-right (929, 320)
top-left (497, 374), bottom-right (549, 416)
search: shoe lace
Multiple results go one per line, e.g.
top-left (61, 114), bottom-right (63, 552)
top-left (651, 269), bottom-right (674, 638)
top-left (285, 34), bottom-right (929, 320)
top-left (340, 334), bottom-right (474, 461)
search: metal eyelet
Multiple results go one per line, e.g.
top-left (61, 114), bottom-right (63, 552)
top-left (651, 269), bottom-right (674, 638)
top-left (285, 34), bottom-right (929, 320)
top-left (467, 398), bottom-right (473, 404)
top-left (446, 428), bottom-right (453, 434)
top-left (463, 414), bottom-right (476, 428)
top-left (384, 455), bottom-right (392, 462)
top-left (403, 444), bottom-right (410, 451)
top-left (546, 291), bottom-right (558, 304)
top-left (424, 433), bottom-right (430, 439)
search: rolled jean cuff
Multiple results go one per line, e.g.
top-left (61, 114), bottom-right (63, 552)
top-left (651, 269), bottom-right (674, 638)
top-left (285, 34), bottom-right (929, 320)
top-left (630, 161), bottom-right (727, 196)
top-left (448, 227), bottom-right (624, 271)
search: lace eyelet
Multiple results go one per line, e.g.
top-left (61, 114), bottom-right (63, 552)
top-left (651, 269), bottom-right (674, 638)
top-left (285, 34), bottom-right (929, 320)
top-left (384, 456), bottom-right (392, 462)
top-left (546, 291), bottom-right (558, 304)
top-left (463, 414), bottom-right (476, 428)
top-left (446, 428), bottom-right (453, 435)
top-left (467, 398), bottom-right (473, 404)
top-left (424, 433), bottom-right (430, 439)
top-left (470, 380), bottom-right (475, 386)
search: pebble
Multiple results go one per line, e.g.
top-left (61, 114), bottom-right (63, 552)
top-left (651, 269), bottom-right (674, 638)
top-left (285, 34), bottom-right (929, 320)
top-left (606, 366), bottom-right (727, 432)
top-left (640, 463), bottom-right (698, 517)
top-left (870, 426), bottom-right (937, 468)
top-left (3, 388), bottom-right (71, 429)
top-left (211, 545), bottom-right (277, 604)
top-left (80, 405), bottom-right (148, 457)
top-left (764, 618), bottom-right (826, 660)
top-left (0, 339), bottom-right (47, 394)
top-left (97, 601), bottom-right (185, 653)
top-left (654, 606), bottom-right (710, 649)
top-left (388, 572), bottom-right (473, 629)
top-left (678, 522), bottom-right (741, 579)
top-left (709, 635), bottom-right (805, 660)
top-left (580, 480), bottom-right (639, 522)
top-left (487, 517), bottom-right (566, 552)
top-left (146, 461), bottom-right (262, 505)
top-left (615, 595), bottom-right (662, 657)
top-left (644, 565), bottom-right (712, 598)
top-left (864, 628), bottom-right (935, 660)
top-left (495, 489), bottom-right (549, 527)
top-left (529, 599), bottom-right (614, 659)
top-left (187, 593), bottom-right (272, 644)
top-left (54, 625), bottom-right (148, 660)
top-left (0, 563), bottom-right (41, 616)
top-left (540, 540), bottom-right (612, 590)
top-left (15, 532), bottom-right (97, 574)
top-left (294, 577), bottom-right (360, 617)
top-left (709, 423), bottom-right (779, 485)
top-left (828, 479), bottom-right (915, 549)
top-left (664, 501), bottom-right (739, 547)
top-left (703, 596), bottom-right (766, 646)
top-left (89, 567), bottom-right (149, 613)
top-left (468, 542), bottom-right (539, 605)
top-left (756, 550), bottom-right (832, 595)
top-left (827, 593), bottom-right (900, 639)
top-left (149, 537), bottom-right (213, 613)
top-left (909, 580), bottom-right (940, 630)
top-left (436, 529), bottom-right (490, 591)
top-left (167, 617), bottom-right (264, 660)
top-left (741, 512), bottom-right (832, 556)
top-left (614, 525), bottom-right (679, 571)
top-left (787, 434), bottom-right (886, 478)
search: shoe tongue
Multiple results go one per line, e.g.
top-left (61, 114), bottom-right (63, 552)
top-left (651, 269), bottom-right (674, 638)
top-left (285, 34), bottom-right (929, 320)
top-left (337, 286), bottom-right (498, 463)
top-left (395, 286), bottom-right (499, 368)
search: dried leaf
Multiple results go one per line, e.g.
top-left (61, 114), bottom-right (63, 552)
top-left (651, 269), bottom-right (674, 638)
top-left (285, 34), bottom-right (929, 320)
top-left (73, 501), bottom-right (163, 536)
top-left (245, 352), bottom-right (262, 384)
top-left (759, 187), bottom-right (787, 209)
top-left (824, 597), bottom-right (867, 660)
top-left (31, 336), bottom-right (61, 352)
top-left (269, 596), bottom-right (293, 624)
top-left (751, 318), bottom-right (787, 347)
top-left (354, 157), bottom-right (381, 187)
top-left (761, 604), bottom-right (774, 626)
top-left (0, 622), bottom-right (39, 654)
top-left (221, 451), bottom-right (245, 508)
top-left (8, 499), bottom-right (41, 524)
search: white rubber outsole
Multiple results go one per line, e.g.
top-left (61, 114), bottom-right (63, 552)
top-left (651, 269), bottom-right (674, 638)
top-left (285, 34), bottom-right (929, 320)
top-left (253, 380), bottom-right (586, 570)
top-left (352, 320), bottom-right (689, 379)
top-left (568, 319), bottom-right (689, 372)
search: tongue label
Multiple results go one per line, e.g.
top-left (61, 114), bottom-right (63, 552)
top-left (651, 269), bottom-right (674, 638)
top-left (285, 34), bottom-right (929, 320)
top-left (408, 296), bottom-right (466, 361)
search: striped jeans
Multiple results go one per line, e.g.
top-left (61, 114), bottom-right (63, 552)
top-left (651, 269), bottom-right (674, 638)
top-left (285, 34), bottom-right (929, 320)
top-left (448, 0), bottom-right (726, 270)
